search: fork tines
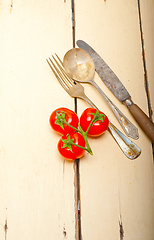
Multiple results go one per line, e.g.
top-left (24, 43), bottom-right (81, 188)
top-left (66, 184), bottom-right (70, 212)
top-left (46, 54), bottom-right (73, 90)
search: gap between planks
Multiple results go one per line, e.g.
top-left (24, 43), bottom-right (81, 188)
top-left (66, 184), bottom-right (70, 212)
top-left (137, 0), bottom-right (154, 158)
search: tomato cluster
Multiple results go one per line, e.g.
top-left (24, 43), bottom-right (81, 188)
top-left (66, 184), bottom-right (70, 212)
top-left (49, 107), bottom-right (109, 161)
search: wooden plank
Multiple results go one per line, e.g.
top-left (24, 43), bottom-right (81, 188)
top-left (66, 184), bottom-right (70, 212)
top-left (139, 0), bottom-right (154, 118)
top-left (0, 0), bottom-right (153, 239)
top-left (0, 0), bottom-right (76, 239)
top-left (75, 0), bottom-right (154, 239)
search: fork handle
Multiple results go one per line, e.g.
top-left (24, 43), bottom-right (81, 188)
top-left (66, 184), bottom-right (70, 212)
top-left (80, 94), bottom-right (141, 159)
top-left (108, 122), bottom-right (141, 159)
top-left (91, 80), bottom-right (139, 140)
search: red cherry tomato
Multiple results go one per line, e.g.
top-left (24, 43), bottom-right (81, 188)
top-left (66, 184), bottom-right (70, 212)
top-left (80, 108), bottom-right (109, 137)
top-left (49, 107), bottom-right (79, 135)
top-left (57, 132), bottom-right (85, 161)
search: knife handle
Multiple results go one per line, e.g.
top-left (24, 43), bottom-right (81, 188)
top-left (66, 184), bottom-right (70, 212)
top-left (126, 100), bottom-right (154, 143)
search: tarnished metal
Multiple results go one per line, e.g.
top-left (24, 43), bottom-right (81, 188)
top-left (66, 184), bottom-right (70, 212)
top-left (76, 40), bottom-right (154, 143)
top-left (63, 48), bottom-right (139, 140)
top-left (46, 54), bottom-right (141, 159)
top-left (124, 98), bottom-right (134, 107)
top-left (76, 40), bottom-right (131, 103)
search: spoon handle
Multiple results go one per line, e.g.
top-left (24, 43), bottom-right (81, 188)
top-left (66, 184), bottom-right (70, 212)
top-left (79, 93), bottom-right (141, 159)
top-left (91, 80), bottom-right (139, 139)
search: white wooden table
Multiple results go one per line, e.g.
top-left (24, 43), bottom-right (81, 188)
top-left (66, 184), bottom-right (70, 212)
top-left (0, 1), bottom-right (154, 239)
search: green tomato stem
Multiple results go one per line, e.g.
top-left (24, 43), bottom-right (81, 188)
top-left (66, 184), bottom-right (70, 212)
top-left (57, 111), bottom-right (103, 156)
top-left (60, 119), bottom-right (81, 133)
top-left (78, 123), bottom-right (93, 155)
top-left (70, 142), bottom-right (93, 155)
top-left (56, 110), bottom-right (105, 157)
top-left (85, 110), bottom-right (104, 134)
top-left (59, 117), bottom-right (93, 155)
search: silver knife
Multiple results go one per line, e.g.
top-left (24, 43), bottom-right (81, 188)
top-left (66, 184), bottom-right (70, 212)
top-left (77, 40), bottom-right (154, 143)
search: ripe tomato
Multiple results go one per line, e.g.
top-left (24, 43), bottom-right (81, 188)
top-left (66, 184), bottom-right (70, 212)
top-left (49, 107), bottom-right (79, 135)
top-left (57, 132), bottom-right (85, 160)
top-left (80, 108), bottom-right (109, 137)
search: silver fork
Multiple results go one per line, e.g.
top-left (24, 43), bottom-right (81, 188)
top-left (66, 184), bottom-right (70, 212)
top-left (46, 54), bottom-right (141, 159)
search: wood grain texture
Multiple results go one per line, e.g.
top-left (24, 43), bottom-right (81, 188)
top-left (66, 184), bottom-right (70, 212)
top-left (0, 0), bottom-right (76, 239)
top-left (75, 0), bottom-right (154, 239)
top-left (0, 0), bottom-right (154, 240)
top-left (139, 0), bottom-right (154, 119)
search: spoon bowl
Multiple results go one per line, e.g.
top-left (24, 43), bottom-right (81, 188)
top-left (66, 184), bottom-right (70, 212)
top-left (63, 48), bottom-right (139, 140)
top-left (63, 48), bottom-right (95, 82)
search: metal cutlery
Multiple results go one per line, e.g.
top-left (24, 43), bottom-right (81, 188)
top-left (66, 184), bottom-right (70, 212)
top-left (63, 48), bottom-right (139, 140)
top-left (77, 40), bottom-right (154, 143)
top-left (46, 54), bottom-right (141, 159)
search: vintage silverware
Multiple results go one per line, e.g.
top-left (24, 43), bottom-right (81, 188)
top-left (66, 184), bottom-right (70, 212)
top-left (63, 48), bottom-right (139, 140)
top-left (46, 54), bottom-right (141, 159)
top-left (76, 40), bottom-right (154, 143)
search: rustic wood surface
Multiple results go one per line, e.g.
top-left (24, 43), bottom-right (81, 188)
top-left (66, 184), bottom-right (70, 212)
top-left (0, 0), bottom-right (154, 239)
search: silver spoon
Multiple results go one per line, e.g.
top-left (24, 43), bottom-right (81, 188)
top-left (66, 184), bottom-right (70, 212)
top-left (63, 48), bottom-right (139, 140)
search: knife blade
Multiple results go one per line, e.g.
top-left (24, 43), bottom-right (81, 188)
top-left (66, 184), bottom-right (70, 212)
top-left (76, 40), bottom-right (154, 143)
